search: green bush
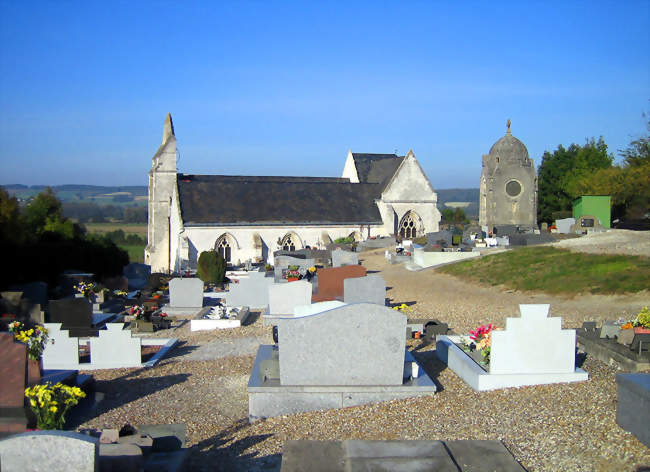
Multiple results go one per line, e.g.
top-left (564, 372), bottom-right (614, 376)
top-left (334, 236), bottom-right (355, 244)
top-left (197, 250), bottom-right (226, 284)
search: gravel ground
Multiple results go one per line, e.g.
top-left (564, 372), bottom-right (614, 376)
top-left (78, 239), bottom-right (650, 472)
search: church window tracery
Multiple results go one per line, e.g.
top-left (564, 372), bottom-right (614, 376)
top-left (281, 233), bottom-right (298, 251)
top-left (216, 235), bottom-right (232, 262)
top-left (399, 211), bottom-right (422, 239)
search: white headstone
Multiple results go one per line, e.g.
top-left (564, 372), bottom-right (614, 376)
top-left (293, 300), bottom-right (346, 317)
top-left (0, 431), bottom-right (99, 472)
top-left (225, 272), bottom-right (274, 308)
top-left (490, 304), bottom-right (576, 375)
top-left (42, 323), bottom-right (80, 370)
top-left (89, 323), bottom-right (142, 368)
top-left (169, 278), bottom-right (204, 308)
top-left (277, 303), bottom-right (406, 386)
top-left (267, 281), bottom-right (312, 315)
top-left (343, 275), bottom-right (386, 306)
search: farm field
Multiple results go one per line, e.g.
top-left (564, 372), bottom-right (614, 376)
top-left (84, 222), bottom-right (148, 236)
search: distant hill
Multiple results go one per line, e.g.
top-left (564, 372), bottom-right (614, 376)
top-left (436, 188), bottom-right (479, 218)
top-left (1, 184), bottom-right (148, 206)
top-left (1, 184), bottom-right (479, 216)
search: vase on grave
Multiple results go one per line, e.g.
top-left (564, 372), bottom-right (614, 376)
top-left (287, 277), bottom-right (299, 282)
top-left (27, 357), bottom-right (42, 387)
top-left (634, 327), bottom-right (650, 335)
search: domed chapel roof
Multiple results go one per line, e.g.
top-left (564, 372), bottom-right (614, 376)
top-left (488, 119), bottom-right (530, 164)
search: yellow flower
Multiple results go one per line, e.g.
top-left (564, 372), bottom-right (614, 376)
top-left (29, 399), bottom-right (36, 407)
top-left (49, 406), bottom-right (57, 413)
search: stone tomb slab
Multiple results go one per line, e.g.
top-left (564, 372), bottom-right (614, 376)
top-left (0, 430), bottom-right (99, 472)
top-left (435, 304), bottom-right (588, 391)
top-left (616, 373), bottom-right (650, 447)
top-left (311, 265), bottom-right (366, 303)
top-left (248, 345), bottom-right (436, 419)
top-left (278, 303), bottom-right (405, 386)
top-left (331, 248), bottom-right (359, 267)
top-left (280, 440), bottom-right (525, 472)
top-left (343, 274), bottom-right (386, 306)
top-left (224, 271), bottom-right (274, 308)
top-left (576, 327), bottom-right (650, 372)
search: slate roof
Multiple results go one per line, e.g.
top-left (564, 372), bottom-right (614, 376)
top-left (351, 153), bottom-right (404, 187)
top-left (177, 174), bottom-right (383, 226)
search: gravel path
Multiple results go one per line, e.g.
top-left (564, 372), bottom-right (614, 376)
top-left (77, 242), bottom-right (650, 472)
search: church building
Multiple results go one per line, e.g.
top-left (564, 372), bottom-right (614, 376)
top-left (145, 114), bottom-right (441, 273)
top-left (479, 121), bottom-right (537, 231)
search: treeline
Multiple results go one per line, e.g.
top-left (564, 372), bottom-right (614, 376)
top-left (537, 113), bottom-right (650, 223)
top-left (63, 202), bottom-right (147, 223)
top-left (0, 187), bottom-right (129, 289)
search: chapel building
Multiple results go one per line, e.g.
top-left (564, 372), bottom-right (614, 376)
top-left (479, 121), bottom-right (537, 231)
top-left (145, 114), bottom-right (441, 273)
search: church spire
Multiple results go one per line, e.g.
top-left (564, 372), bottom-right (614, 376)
top-left (162, 113), bottom-right (175, 144)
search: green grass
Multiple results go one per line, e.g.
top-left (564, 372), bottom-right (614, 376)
top-left (437, 246), bottom-right (650, 295)
top-left (84, 222), bottom-right (147, 236)
top-left (119, 244), bottom-right (146, 264)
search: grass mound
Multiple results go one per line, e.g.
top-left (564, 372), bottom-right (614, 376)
top-left (437, 246), bottom-right (650, 295)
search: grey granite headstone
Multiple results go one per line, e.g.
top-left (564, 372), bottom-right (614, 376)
top-left (0, 430), bottom-right (99, 472)
top-left (331, 248), bottom-right (359, 268)
top-left (225, 272), bottom-right (274, 308)
top-left (343, 275), bottom-right (386, 306)
top-left (169, 278), bottom-right (203, 308)
top-left (277, 303), bottom-right (406, 386)
top-left (268, 281), bottom-right (312, 315)
top-left (49, 297), bottom-right (97, 337)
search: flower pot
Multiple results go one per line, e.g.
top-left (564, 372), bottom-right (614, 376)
top-left (287, 277), bottom-right (299, 282)
top-left (27, 358), bottom-right (42, 387)
top-left (413, 331), bottom-right (421, 339)
top-left (634, 327), bottom-right (650, 334)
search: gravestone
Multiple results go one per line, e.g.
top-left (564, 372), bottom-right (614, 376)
top-left (343, 275), bottom-right (386, 306)
top-left (277, 303), bottom-right (406, 386)
top-left (490, 304), bottom-right (576, 374)
top-left (312, 265), bottom-right (366, 303)
top-left (89, 324), bottom-right (141, 368)
top-left (267, 281), bottom-right (312, 315)
top-left (331, 248), bottom-right (359, 268)
top-left (555, 217), bottom-right (575, 234)
top-left (49, 297), bottom-right (97, 337)
top-left (19, 282), bottom-right (48, 310)
top-left (616, 373), bottom-right (650, 447)
top-left (123, 263), bottom-right (151, 290)
top-left (273, 256), bottom-right (315, 282)
top-left (42, 324), bottom-right (80, 370)
top-left (0, 333), bottom-right (28, 435)
top-left (0, 430), bottom-right (99, 472)
top-left (225, 271), bottom-right (274, 308)
top-left (168, 278), bottom-right (203, 308)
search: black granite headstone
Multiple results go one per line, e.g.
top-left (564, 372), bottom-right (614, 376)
top-left (49, 298), bottom-right (98, 337)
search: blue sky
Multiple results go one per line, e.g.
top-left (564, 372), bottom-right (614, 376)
top-left (0, 1), bottom-right (648, 188)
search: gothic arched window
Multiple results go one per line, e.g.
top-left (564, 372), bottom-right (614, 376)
top-left (281, 233), bottom-right (300, 251)
top-left (399, 211), bottom-right (422, 239)
top-left (216, 235), bottom-right (231, 262)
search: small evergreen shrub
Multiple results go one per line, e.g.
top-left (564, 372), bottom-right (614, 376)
top-left (197, 250), bottom-right (226, 284)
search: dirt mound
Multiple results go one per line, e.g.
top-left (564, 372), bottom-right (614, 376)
top-left (551, 229), bottom-right (650, 257)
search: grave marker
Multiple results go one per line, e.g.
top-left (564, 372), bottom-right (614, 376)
top-left (312, 265), bottom-right (366, 303)
top-left (49, 297), bottom-right (97, 337)
top-left (267, 281), bottom-right (312, 315)
top-left (0, 333), bottom-right (28, 435)
top-left (168, 278), bottom-right (204, 308)
top-left (331, 248), bottom-right (359, 268)
top-left (225, 271), bottom-right (274, 308)
top-left (343, 275), bottom-right (386, 306)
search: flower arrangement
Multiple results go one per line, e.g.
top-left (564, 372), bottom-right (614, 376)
top-left (620, 307), bottom-right (650, 330)
top-left (283, 265), bottom-right (301, 280)
top-left (392, 303), bottom-right (413, 314)
top-left (25, 382), bottom-right (86, 430)
top-left (74, 282), bottom-right (96, 298)
top-left (113, 289), bottom-right (128, 298)
top-left (128, 305), bottom-right (145, 320)
top-left (9, 321), bottom-right (49, 360)
top-left (465, 323), bottom-right (497, 363)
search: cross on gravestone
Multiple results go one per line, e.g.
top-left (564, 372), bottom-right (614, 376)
top-left (49, 298), bottom-right (98, 337)
top-left (0, 333), bottom-right (28, 435)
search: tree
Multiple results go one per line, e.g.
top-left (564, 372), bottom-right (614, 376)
top-left (23, 187), bottom-right (64, 234)
top-left (0, 188), bottom-right (25, 244)
top-left (197, 250), bottom-right (226, 284)
top-left (619, 113), bottom-right (650, 168)
top-left (537, 137), bottom-right (613, 223)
